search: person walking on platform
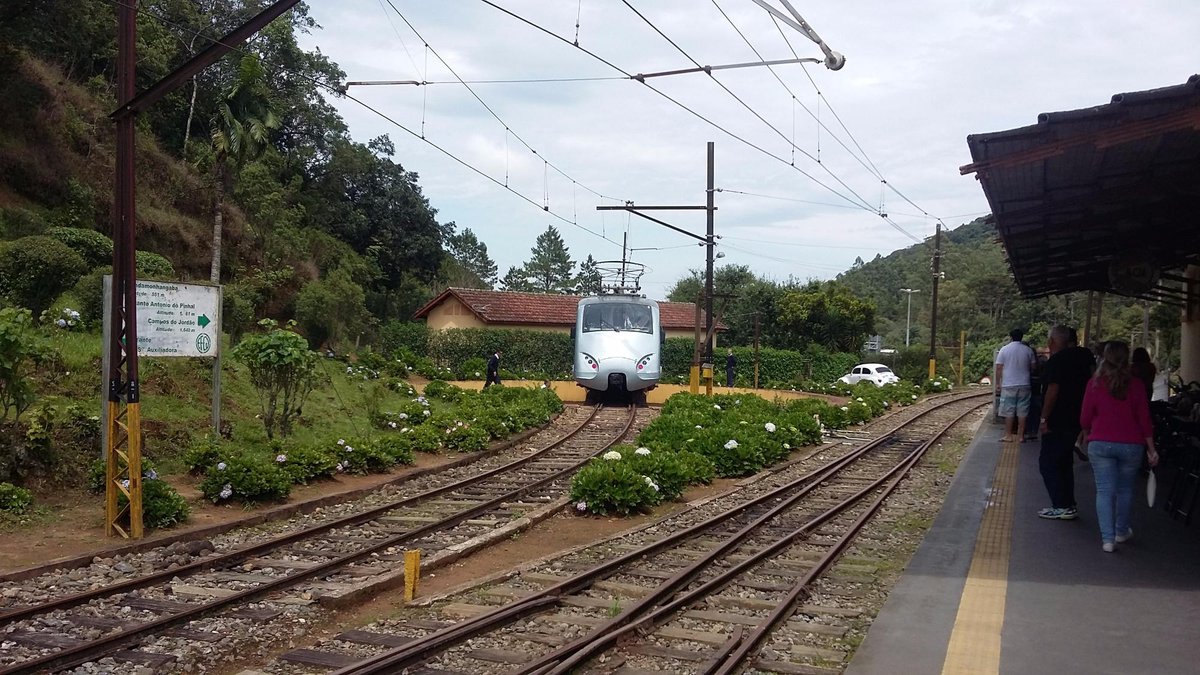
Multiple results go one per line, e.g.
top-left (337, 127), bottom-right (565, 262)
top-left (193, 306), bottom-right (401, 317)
top-left (995, 328), bottom-right (1037, 442)
top-left (1080, 341), bottom-right (1159, 552)
top-left (1130, 347), bottom-right (1157, 401)
top-left (725, 349), bottom-right (737, 388)
top-left (484, 350), bottom-right (502, 389)
top-left (1036, 326), bottom-right (1095, 520)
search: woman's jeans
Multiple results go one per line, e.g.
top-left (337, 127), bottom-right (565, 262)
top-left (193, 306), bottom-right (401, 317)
top-left (1088, 441), bottom-right (1143, 543)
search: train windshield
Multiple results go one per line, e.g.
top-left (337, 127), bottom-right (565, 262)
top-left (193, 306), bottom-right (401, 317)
top-left (582, 303), bottom-right (653, 334)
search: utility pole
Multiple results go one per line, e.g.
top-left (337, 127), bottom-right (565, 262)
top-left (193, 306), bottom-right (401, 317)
top-left (958, 330), bottom-right (967, 387)
top-left (598, 142), bottom-right (718, 394)
top-left (753, 312), bottom-right (761, 390)
top-left (928, 222), bottom-right (942, 380)
top-left (105, 0), bottom-right (302, 538)
top-left (900, 288), bottom-right (919, 347)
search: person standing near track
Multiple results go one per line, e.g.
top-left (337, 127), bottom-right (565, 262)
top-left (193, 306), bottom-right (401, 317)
top-left (485, 350), bottom-right (502, 389)
top-left (1036, 326), bottom-right (1095, 520)
top-left (995, 328), bottom-right (1037, 442)
top-left (726, 349), bottom-right (737, 388)
top-left (1080, 341), bottom-right (1158, 552)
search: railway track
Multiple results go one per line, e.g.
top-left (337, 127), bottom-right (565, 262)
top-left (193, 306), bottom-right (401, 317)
top-left (0, 404), bottom-right (647, 674)
top-left (249, 391), bottom-right (987, 675)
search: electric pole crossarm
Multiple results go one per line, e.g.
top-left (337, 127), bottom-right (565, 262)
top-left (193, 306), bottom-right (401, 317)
top-left (598, 207), bottom-right (709, 243)
top-left (110, 0), bottom-right (303, 119)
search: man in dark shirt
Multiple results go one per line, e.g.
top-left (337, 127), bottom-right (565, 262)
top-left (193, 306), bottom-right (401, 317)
top-left (725, 349), bottom-right (737, 388)
top-left (485, 350), bottom-right (502, 388)
top-left (1036, 325), bottom-right (1096, 519)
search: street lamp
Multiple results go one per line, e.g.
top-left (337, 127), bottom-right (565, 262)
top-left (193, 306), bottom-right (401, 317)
top-left (900, 288), bottom-right (920, 347)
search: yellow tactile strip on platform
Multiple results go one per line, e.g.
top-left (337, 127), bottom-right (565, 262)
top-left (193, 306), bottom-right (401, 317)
top-left (940, 438), bottom-right (1019, 675)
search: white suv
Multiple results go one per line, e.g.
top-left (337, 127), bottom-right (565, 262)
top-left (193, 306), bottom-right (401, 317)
top-left (838, 363), bottom-right (900, 387)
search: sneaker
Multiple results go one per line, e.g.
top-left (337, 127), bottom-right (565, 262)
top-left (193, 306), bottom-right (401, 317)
top-left (1037, 507), bottom-right (1078, 520)
top-left (1102, 542), bottom-right (1115, 553)
top-left (1116, 528), bottom-right (1134, 543)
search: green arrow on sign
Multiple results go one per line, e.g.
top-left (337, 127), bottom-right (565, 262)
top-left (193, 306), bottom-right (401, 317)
top-left (197, 315), bottom-right (211, 328)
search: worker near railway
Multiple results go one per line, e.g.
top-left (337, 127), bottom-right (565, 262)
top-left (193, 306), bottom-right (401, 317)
top-left (995, 328), bottom-right (1038, 442)
top-left (485, 350), bottom-right (502, 389)
top-left (1036, 325), bottom-right (1095, 520)
top-left (726, 349), bottom-right (737, 388)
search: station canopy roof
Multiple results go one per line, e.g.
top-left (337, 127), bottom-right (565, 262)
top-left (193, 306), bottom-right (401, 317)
top-left (961, 74), bottom-right (1200, 301)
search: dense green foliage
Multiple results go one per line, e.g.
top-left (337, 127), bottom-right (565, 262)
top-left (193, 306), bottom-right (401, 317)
top-left (0, 236), bottom-right (88, 318)
top-left (232, 320), bottom-right (321, 439)
top-left (0, 482), bottom-right (33, 512)
top-left (0, 308), bottom-right (47, 421)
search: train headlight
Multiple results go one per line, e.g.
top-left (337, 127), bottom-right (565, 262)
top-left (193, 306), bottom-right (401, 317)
top-left (581, 352), bottom-right (599, 370)
top-left (636, 353), bottom-right (655, 371)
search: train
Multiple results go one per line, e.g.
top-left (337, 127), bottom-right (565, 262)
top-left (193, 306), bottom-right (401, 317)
top-left (573, 293), bottom-right (662, 394)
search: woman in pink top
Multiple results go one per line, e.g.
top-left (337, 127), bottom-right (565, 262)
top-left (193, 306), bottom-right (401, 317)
top-left (1079, 341), bottom-right (1159, 552)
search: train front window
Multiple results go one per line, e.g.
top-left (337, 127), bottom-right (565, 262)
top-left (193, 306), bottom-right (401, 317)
top-left (582, 304), bottom-right (653, 334)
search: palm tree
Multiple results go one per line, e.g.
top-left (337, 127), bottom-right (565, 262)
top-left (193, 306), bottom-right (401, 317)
top-left (210, 54), bottom-right (279, 283)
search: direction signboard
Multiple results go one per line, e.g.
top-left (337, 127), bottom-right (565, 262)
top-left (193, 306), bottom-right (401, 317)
top-left (131, 280), bottom-right (221, 357)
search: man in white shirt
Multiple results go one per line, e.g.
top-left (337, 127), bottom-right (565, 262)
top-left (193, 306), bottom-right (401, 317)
top-left (995, 328), bottom-right (1037, 442)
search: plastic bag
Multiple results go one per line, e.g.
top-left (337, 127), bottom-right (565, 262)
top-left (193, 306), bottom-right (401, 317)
top-left (1147, 470), bottom-right (1157, 508)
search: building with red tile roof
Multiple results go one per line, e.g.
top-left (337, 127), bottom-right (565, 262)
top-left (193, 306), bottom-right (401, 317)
top-left (412, 288), bottom-right (723, 341)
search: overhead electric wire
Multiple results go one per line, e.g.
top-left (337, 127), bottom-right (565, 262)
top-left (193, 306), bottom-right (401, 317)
top-left (380, 0), bottom-right (623, 205)
top-left (767, 10), bottom-right (944, 229)
top-left (109, 0), bottom-right (624, 251)
top-left (620, 0), bottom-right (878, 214)
top-left (476, 0), bottom-right (888, 221)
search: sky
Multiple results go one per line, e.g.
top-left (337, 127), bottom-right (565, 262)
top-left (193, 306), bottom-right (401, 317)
top-left (296, 0), bottom-right (1200, 301)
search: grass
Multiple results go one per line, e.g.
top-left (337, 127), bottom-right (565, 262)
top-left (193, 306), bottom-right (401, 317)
top-left (32, 328), bottom-right (434, 471)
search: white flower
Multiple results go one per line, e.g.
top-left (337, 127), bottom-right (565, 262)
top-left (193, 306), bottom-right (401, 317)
top-left (603, 450), bottom-right (623, 461)
top-left (120, 479), bottom-right (130, 489)
top-left (735, 399), bottom-right (741, 404)
top-left (335, 462), bottom-right (345, 472)
top-left (402, 427), bottom-right (410, 433)
top-left (576, 501), bottom-right (587, 512)
top-left (695, 425), bottom-right (703, 429)
top-left (398, 413), bottom-right (408, 420)
top-left (67, 320), bottom-right (76, 327)
top-left (337, 439), bottom-right (346, 446)
top-left (216, 462), bottom-right (227, 471)
top-left (765, 422), bottom-right (777, 433)
top-left (423, 410), bottom-right (430, 416)
top-left (56, 319), bottom-right (67, 328)
top-left (275, 454), bottom-right (287, 463)
top-left (724, 439), bottom-right (739, 450)
top-left (911, 395), bottom-right (918, 400)
top-left (474, 372), bottom-right (481, 377)
top-left (346, 367), bottom-right (353, 373)
top-left (143, 469), bottom-right (157, 480)
top-left (635, 447), bottom-right (651, 456)
top-left (856, 397), bottom-right (864, 402)
top-left (218, 484), bottom-right (233, 500)
top-left (783, 443), bottom-right (791, 450)
top-left (713, 404), bottom-right (722, 410)
top-left (643, 475), bottom-right (659, 491)
top-left (388, 421), bottom-right (398, 428)
top-left (740, 420), bottom-right (747, 425)
top-left (345, 446), bottom-right (354, 452)
top-left (840, 406), bottom-right (849, 411)
top-left (69, 310), bottom-right (80, 319)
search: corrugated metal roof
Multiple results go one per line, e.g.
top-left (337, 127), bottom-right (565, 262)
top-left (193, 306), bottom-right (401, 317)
top-left (412, 288), bottom-right (724, 331)
top-left (962, 75), bottom-right (1200, 299)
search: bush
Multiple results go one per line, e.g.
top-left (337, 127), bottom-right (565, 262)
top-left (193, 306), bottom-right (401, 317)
top-left (0, 482), bottom-right (33, 512)
top-left (331, 439), bottom-right (392, 475)
top-left (182, 435), bottom-right (226, 475)
top-left (373, 436), bottom-right (416, 465)
top-left (381, 321), bottom-right (429, 357)
top-left (136, 479), bottom-right (189, 529)
top-left (233, 320), bottom-right (321, 439)
top-left (87, 457), bottom-right (159, 493)
top-left (275, 444), bottom-right (338, 484)
top-left (0, 235), bottom-right (88, 317)
top-left (0, 207), bottom-right (47, 239)
top-left (426, 328), bottom-right (572, 379)
top-left (135, 250), bottom-right (176, 279)
top-left (46, 227), bottom-right (113, 268)
top-left (569, 457), bottom-right (659, 516)
top-left (424, 379), bottom-right (466, 402)
top-left (71, 266), bottom-right (109, 326)
top-left (199, 455), bottom-right (292, 504)
top-left (0, 308), bottom-right (49, 421)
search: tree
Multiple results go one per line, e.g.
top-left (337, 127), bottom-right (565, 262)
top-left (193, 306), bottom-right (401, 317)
top-left (210, 53), bottom-right (280, 283)
top-left (509, 225), bottom-right (576, 294)
top-left (233, 320), bottom-right (320, 439)
top-left (777, 282), bottom-right (876, 352)
top-left (501, 266), bottom-right (533, 292)
top-left (444, 226), bottom-right (498, 289)
top-left (0, 236), bottom-right (88, 318)
top-left (575, 255), bottom-right (602, 295)
top-left (295, 268), bottom-right (371, 350)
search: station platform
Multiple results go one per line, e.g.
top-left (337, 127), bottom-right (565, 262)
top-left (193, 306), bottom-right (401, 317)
top-left (847, 416), bottom-right (1200, 675)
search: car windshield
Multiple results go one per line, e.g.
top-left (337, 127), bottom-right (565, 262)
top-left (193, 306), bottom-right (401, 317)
top-left (582, 303), bottom-right (653, 334)
top-left (875, 366), bottom-right (893, 374)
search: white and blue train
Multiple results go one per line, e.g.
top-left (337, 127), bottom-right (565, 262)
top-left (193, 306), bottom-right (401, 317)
top-left (573, 294), bottom-right (662, 394)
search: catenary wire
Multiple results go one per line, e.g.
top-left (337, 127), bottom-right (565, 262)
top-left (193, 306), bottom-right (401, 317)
top-left (621, 0), bottom-right (879, 215)
top-left (107, 0), bottom-right (625, 252)
top-left (381, 0), bottom-right (623, 204)
top-left (476, 0), bottom-right (891, 221)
